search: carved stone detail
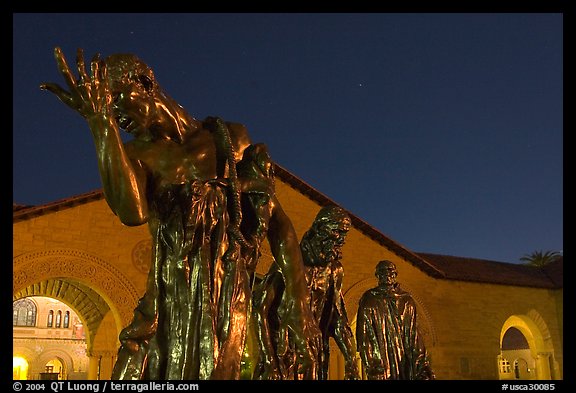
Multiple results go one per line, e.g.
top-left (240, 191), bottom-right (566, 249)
top-left (131, 239), bottom-right (152, 275)
top-left (13, 249), bottom-right (140, 325)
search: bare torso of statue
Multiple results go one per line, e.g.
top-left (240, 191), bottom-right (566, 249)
top-left (126, 132), bottom-right (218, 184)
top-left (41, 47), bottom-right (321, 380)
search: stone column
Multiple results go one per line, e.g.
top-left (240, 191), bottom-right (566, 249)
top-left (87, 351), bottom-right (116, 380)
top-left (98, 351), bottom-right (116, 380)
top-left (87, 352), bottom-right (100, 380)
top-left (535, 352), bottom-right (551, 380)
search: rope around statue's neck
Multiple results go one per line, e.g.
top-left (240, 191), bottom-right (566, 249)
top-left (210, 117), bottom-right (251, 251)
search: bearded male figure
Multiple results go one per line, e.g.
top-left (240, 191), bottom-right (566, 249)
top-left (253, 206), bottom-right (359, 380)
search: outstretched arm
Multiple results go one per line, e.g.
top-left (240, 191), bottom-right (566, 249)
top-left (41, 47), bottom-right (148, 225)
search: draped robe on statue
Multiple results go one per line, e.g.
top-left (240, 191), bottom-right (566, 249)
top-left (356, 284), bottom-right (433, 380)
top-left (112, 178), bottom-right (253, 380)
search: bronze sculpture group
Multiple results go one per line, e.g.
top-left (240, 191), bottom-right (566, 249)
top-left (41, 47), bottom-right (434, 381)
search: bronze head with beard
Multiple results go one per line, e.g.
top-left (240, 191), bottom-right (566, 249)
top-left (300, 206), bottom-right (351, 267)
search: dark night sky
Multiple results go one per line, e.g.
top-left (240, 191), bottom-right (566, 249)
top-left (12, 12), bottom-right (563, 264)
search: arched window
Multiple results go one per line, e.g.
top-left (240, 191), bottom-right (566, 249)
top-left (55, 311), bottom-right (62, 328)
top-left (13, 298), bottom-right (37, 327)
top-left (47, 310), bottom-right (54, 327)
top-left (63, 311), bottom-right (70, 328)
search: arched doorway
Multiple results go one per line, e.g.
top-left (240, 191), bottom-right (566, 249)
top-left (43, 358), bottom-right (65, 380)
top-left (13, 249), bottom-right (142, 379)
top-left (13, 357), bottom-right (29, 380)
top-left (13, 296), bottom-right (89, 380)
top-left (498, 314), bottom-right (558, 380)
top-left (513, 358), bottom-right (530, 380)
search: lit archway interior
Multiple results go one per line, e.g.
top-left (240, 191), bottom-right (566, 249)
top-left (13, 356), bottom-right (29, 380)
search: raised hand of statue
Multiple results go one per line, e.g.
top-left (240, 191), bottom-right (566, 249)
top-left (41, 46), bottom-right (149, 227)
top-left (40, 47), bottom-right (113, 122)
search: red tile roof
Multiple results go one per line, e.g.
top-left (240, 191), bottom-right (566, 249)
top-left (12, 189), bottom-right (104, 222)
top-left (417, 253), bottom-right (562, 289)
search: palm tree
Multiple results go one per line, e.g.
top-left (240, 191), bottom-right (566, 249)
top-left (519, 250), bottom-right (561, 267)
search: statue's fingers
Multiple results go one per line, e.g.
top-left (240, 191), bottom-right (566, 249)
top-left (90, 53), bottom-right (101, 72)
top-left (40, 82), bottom-right (73, 106)
top-left (54, 47), bottom-right (77, 90)
top-left (91, 57), bottom-right (104, 90)
top-left (90, 53), bottom-right (102, 83)
top-left (99, 61), bottom-right (113, 107)
top-left (76, 48), bottom-right (90, 85)
top-left (91, 56), bottom-right (111, 106)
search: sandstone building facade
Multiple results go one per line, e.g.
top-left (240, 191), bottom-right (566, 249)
top-left (13, 165), bottom-right (563, 380)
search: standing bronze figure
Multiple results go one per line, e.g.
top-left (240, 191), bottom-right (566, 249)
top-left (253, 206), bottom-right (359, 380)
top-left (41, 47), bottom-right (321, 380)
top-left (356, 260), bottom-right (434, 380)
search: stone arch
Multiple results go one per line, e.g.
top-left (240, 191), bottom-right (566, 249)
top-left (513, 357), bottom-right (530, 380)
top-left (12, 350), bottom-right (33, 380)
top-left (501, 313), bottom-right (553, 360)
top-left (35, 349), bottom-right (74, 379)
top-left (12, 346), bottom-right (38, 365)
top-left (13, 282), bottom-right (107, 351)
top-left (13, 249), bottom-right (140, 338)
top-left (500, 312), bottom-right (557, 379)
